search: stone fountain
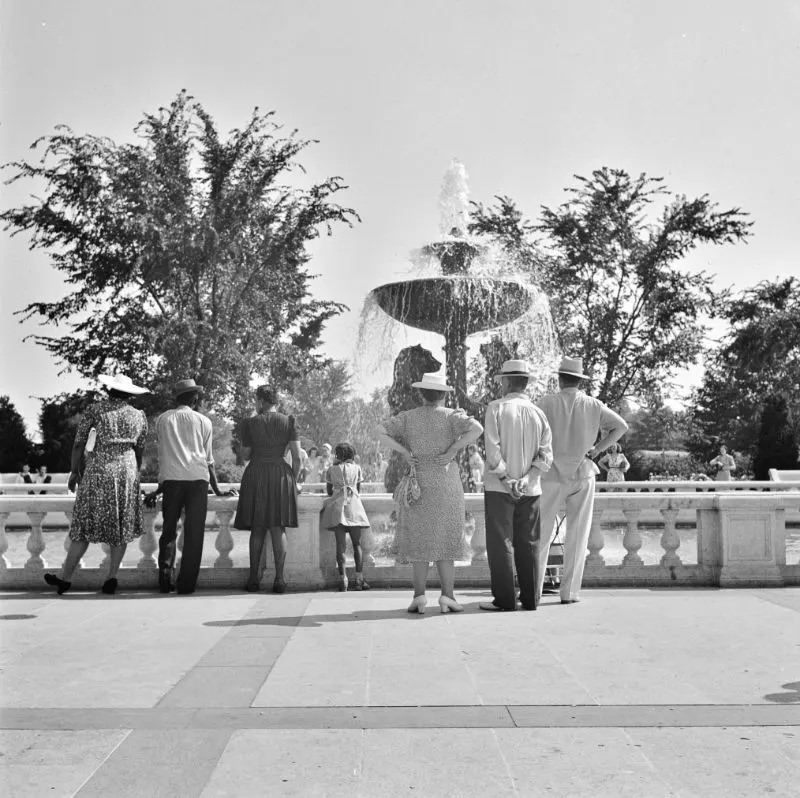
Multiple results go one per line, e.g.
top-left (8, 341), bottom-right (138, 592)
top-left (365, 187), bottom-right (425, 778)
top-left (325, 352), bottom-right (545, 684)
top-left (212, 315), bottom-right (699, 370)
top-left (368, 160), bottom-right (551, 413)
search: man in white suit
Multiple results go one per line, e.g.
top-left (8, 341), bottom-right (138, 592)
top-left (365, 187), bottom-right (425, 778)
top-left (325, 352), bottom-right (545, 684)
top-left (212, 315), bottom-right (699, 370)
top-left (536, 357), bottom-right (628, 604)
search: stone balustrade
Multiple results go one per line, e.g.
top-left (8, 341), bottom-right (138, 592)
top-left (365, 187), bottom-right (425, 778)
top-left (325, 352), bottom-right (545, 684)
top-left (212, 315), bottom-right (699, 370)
top-left (1, 488), bottom-right (798, 591)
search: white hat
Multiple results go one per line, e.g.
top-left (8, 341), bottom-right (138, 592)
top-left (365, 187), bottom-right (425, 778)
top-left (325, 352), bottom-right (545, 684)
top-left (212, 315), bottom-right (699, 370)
top-left (494, 359), bottom-right (532, 383)
top-left (98, 374), bottom-right (149, 395)
top-left (411, 372), bottom-right (454, 392)
top-left (556, 356), bottom-right (590, 380)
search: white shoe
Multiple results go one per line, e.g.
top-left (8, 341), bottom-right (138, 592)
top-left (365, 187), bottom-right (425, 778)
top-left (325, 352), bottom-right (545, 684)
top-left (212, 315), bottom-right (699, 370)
top-left (407, 595), bottom-right (427, 614)
top-left (438, 595), bottom-right (464, 613)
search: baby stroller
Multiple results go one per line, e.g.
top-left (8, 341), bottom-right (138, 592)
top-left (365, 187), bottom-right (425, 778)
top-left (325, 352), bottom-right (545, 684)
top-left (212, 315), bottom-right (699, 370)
top-left (543, 513), bottom-right (565, 593)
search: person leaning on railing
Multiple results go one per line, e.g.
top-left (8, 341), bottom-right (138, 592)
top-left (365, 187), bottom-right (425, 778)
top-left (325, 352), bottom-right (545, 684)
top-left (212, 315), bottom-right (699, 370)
top-left (44, 374), bottom-right (149, 596)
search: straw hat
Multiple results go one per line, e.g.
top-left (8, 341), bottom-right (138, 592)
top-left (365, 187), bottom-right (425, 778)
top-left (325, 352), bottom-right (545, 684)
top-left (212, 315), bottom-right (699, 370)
top-left (173, 378), bottom-right (204, 397)
top-left (494, 359), bottom-right (532, 383)
top-left (411, 372), bottom-right (454, 392)
top-left (556, 356), bottom-right (590, 380)
top-left (98, 374), bottom-right (149, 395)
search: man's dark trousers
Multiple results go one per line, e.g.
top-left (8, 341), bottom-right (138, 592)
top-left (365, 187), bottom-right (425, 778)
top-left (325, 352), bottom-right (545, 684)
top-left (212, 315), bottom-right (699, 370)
top-left (484, 490), bottom-right (542, 610)
top-left (158, 480), bottom-right (209, 594)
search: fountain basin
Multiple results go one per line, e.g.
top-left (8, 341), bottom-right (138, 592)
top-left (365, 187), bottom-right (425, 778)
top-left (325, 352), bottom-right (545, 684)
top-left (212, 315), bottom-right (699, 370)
top-left (371, 276), bottom-right (534, 336)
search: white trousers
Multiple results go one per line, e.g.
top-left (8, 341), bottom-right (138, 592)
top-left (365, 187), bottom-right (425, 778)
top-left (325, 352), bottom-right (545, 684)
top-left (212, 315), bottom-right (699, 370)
top-left (536, 476), bottom-right (595, 602)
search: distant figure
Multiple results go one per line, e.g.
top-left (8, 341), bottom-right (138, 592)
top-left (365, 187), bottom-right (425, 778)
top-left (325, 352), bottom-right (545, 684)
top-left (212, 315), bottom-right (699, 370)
top-left (44, 374), bottom-right (149, 596)
top-left (709, 445), bottom-right (736, 481)
top-left (36, 465), bottom-right (52, 494)
top-left (536, 357), bottom-right (628, 605)
top-left (321, 442), bottom-right (371, 591)
top-left (467, 444), bottom-right (485, 492)
top-left (598, 443), bottom-right (630, 483)
top-left (374, 451), bottom-right (388, 484)
top-left (378, 371), bottom-right (483, 614)
top-left (15, 464), bottom-right (34, 495)
top-left (305, 446), bottom-right (321, 483)
top-left (297, 446), bottom-right (310, 483)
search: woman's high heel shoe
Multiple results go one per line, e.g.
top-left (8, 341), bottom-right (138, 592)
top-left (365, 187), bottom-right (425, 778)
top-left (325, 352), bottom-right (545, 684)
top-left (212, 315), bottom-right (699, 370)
top-left (339, 573), bottom-right (349, 592)
top-left (438, 595), bottom-right (464, 614)
top-left (407, 595), bottom-right (427, 614)
top-left (44, 573), bottom-right (71, 595)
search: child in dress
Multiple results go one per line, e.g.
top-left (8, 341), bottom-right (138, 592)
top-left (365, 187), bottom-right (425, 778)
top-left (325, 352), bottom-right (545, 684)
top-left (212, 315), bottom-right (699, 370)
top-left (321, 442), bottom-right (371, 591)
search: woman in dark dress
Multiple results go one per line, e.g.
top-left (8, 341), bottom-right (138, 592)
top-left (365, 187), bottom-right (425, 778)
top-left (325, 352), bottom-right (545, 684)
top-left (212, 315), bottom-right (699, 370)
top-left (234, 385), bottom-right (301, 593)
top-left (44, 374), bottom-right (149, 595)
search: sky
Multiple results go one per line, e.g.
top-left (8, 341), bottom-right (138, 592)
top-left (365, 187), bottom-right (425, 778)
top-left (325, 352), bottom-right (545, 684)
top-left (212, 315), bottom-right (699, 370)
top-left (2, 0), bottom-right (799, 434)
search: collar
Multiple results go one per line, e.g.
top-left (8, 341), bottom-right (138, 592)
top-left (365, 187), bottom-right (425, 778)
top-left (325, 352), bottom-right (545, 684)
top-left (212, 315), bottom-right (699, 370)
top-left (560, 387), bottom-right (580, 394)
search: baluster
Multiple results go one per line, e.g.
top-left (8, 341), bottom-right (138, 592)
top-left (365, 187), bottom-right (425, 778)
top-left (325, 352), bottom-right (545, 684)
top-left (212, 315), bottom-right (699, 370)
top-left (659, 508), bottom-right (682, 567)
top-left (0, 512), bottom-right (9, 570)
top-left (138, 507), bottom-right (159, 571)
top-left (470, 510), bottom-right (488, 561)
top-left (586, 508), bottom-right (605, 566)
top-left (362, 524), bottom-right (377, 567)
top-left (25, 511), bottom-right (47, 571)
top-left (621, 508), bottom-right (643, 567)
top-left (62, 509), bottom-right (84, 571)
top-left (99, 543), bottom-right (111, 571)
top-left (214, 508), bottom-right (234, 568)
top-left (463, 512), bottom-right (476, 563)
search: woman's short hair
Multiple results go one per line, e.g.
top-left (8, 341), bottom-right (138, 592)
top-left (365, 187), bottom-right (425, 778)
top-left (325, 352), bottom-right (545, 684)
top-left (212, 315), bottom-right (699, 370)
top-left (334, 442), bottom-right (356, 461)
top-left (308, 446), bottom-right (318, 456)
top-left (255, 385), bottom-right (276, 406)
top-left (419, 388), bottom-right (447, 403)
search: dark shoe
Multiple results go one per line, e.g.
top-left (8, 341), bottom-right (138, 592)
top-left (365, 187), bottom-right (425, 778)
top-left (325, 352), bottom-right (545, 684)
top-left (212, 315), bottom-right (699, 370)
top-left (176, 588), bottom-right (195, 595)
top-left (158, 568), bottom-right (174, 594)
top-left (101, 578), bottom-right (118, 595)
top-left (44, 573), bottom-right (71, 595)
top-left (272, 578), bottom-right (287, 594)
top-left (479, 601), bottom-right (515, 612)
top-left (560, 598), bottom-right (579, 604)
top-left (244, 580), bottom-right (260, 592)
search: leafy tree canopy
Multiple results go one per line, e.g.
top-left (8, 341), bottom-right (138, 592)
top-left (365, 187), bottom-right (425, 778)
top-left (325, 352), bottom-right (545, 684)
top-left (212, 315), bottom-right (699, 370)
top-left (690, 277), bottom-right (800, 457)
top-left (0, 396), bottom-right (34, 471)
top-left (470, 167), bottom-right (752, 406)
top-left (3, 91), bottom-right (358, 412)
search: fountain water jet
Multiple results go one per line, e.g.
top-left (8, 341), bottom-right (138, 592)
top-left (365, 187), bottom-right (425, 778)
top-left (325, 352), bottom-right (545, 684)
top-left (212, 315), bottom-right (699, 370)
top-left (364, 160), bottom-right (558, 411)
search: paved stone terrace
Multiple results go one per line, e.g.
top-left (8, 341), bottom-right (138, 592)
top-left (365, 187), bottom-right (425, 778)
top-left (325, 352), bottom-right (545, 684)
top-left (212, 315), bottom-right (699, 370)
top-left (1, 587), bottom-right (799, 797)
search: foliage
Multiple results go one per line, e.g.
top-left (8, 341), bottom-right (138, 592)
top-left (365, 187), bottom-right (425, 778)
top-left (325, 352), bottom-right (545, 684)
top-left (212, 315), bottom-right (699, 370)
top-left (621, 397), bottom-right (690, 453)
top-left (624, 450), bottom-right (701, 482)
top-left (2, 91), bottom-right (358, 413)
top-left (344, 388), bottom-right (391, 465)
top-left (689, 277), bottom-right (800, 458)
top-left (37, 391), bottom-right (99, 471)
top-left (752, 394), bottom-right (799, 480)
top-left (470, 167), bottom-right (752, 406)
top-left (0, 396), bottom-right (34, 471)
top-left (282, 360), bottom-right (353, 450)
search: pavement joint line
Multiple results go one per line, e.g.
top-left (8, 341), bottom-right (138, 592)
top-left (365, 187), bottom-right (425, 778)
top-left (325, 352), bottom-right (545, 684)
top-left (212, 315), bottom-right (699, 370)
top-left (2, 704), bottom-right (799, 730)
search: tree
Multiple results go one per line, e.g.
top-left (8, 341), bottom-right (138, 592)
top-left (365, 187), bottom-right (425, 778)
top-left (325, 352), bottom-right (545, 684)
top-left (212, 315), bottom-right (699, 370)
top-left (470, 168), bottom-right (752, 406)
top-left (0, 396), bottom-right (34, 471)
top-left (344, 387), bottom-right (391, 465)
top-left (691, 277), bottom-right (800, 458)
top-left (283, 360), bottom-right (353, 449)
top-left (2, 91), bottom-right (358, 413)
top-left (752, 394), bottom-right (799, 479)
top-left (37, 391), bottom-right (99, 471)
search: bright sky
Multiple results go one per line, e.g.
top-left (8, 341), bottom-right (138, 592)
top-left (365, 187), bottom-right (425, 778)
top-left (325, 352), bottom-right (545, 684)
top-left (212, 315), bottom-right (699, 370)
top-left (2, 0), bottom-right (799, 433)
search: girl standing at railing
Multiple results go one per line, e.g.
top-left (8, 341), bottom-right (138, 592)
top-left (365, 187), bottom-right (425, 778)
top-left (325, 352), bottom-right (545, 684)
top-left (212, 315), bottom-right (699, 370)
top-left (321, 443), bottom-right (371, 591)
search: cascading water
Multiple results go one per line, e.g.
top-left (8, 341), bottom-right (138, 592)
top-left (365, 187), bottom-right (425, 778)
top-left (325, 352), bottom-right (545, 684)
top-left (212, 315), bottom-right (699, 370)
top-left (358, 159), bottom-right (560, 409)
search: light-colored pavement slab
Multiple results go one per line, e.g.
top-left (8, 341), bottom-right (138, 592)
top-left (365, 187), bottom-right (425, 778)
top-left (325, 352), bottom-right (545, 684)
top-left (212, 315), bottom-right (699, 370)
top-left (1, 587), bottom-right (798, 797)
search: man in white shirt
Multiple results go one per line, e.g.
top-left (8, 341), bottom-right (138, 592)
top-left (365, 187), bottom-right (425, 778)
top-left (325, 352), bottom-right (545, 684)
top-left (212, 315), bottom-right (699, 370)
top-left (480, 360), bottom-right (553, 612)
top-left (151, 379), bottom-right (225, 594)
top-left (536, 357), bottom-right (628, 605)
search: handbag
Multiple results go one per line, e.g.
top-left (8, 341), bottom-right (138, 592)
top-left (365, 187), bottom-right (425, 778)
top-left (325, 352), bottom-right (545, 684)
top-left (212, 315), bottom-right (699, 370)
top-left (393, 463), bottom-right (421, 508)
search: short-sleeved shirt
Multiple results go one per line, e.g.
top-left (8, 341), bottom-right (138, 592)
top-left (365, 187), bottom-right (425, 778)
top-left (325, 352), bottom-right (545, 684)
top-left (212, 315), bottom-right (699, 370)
top-left (156, 405), bottom-right (214, 482)
top-left (483, 393), bottom-right (553, 495)
top-left (537, 388), bottom-right (627, 483)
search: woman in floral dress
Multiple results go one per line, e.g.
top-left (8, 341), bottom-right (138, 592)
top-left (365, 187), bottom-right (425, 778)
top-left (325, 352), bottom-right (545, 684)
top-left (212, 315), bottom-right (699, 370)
top-left (378, 372), bottom-right (483, 614)
top-left (44, 374), bottom-right (149, 595)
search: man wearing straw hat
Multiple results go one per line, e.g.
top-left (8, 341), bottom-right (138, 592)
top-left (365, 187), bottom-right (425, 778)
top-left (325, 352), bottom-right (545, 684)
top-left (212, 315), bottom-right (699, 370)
top-left (150, 379), bottom-right (228, 595)
top-left (535, 357), bottom-right (628, 605)
top-left (479, 359), bottom-right (553, 612)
